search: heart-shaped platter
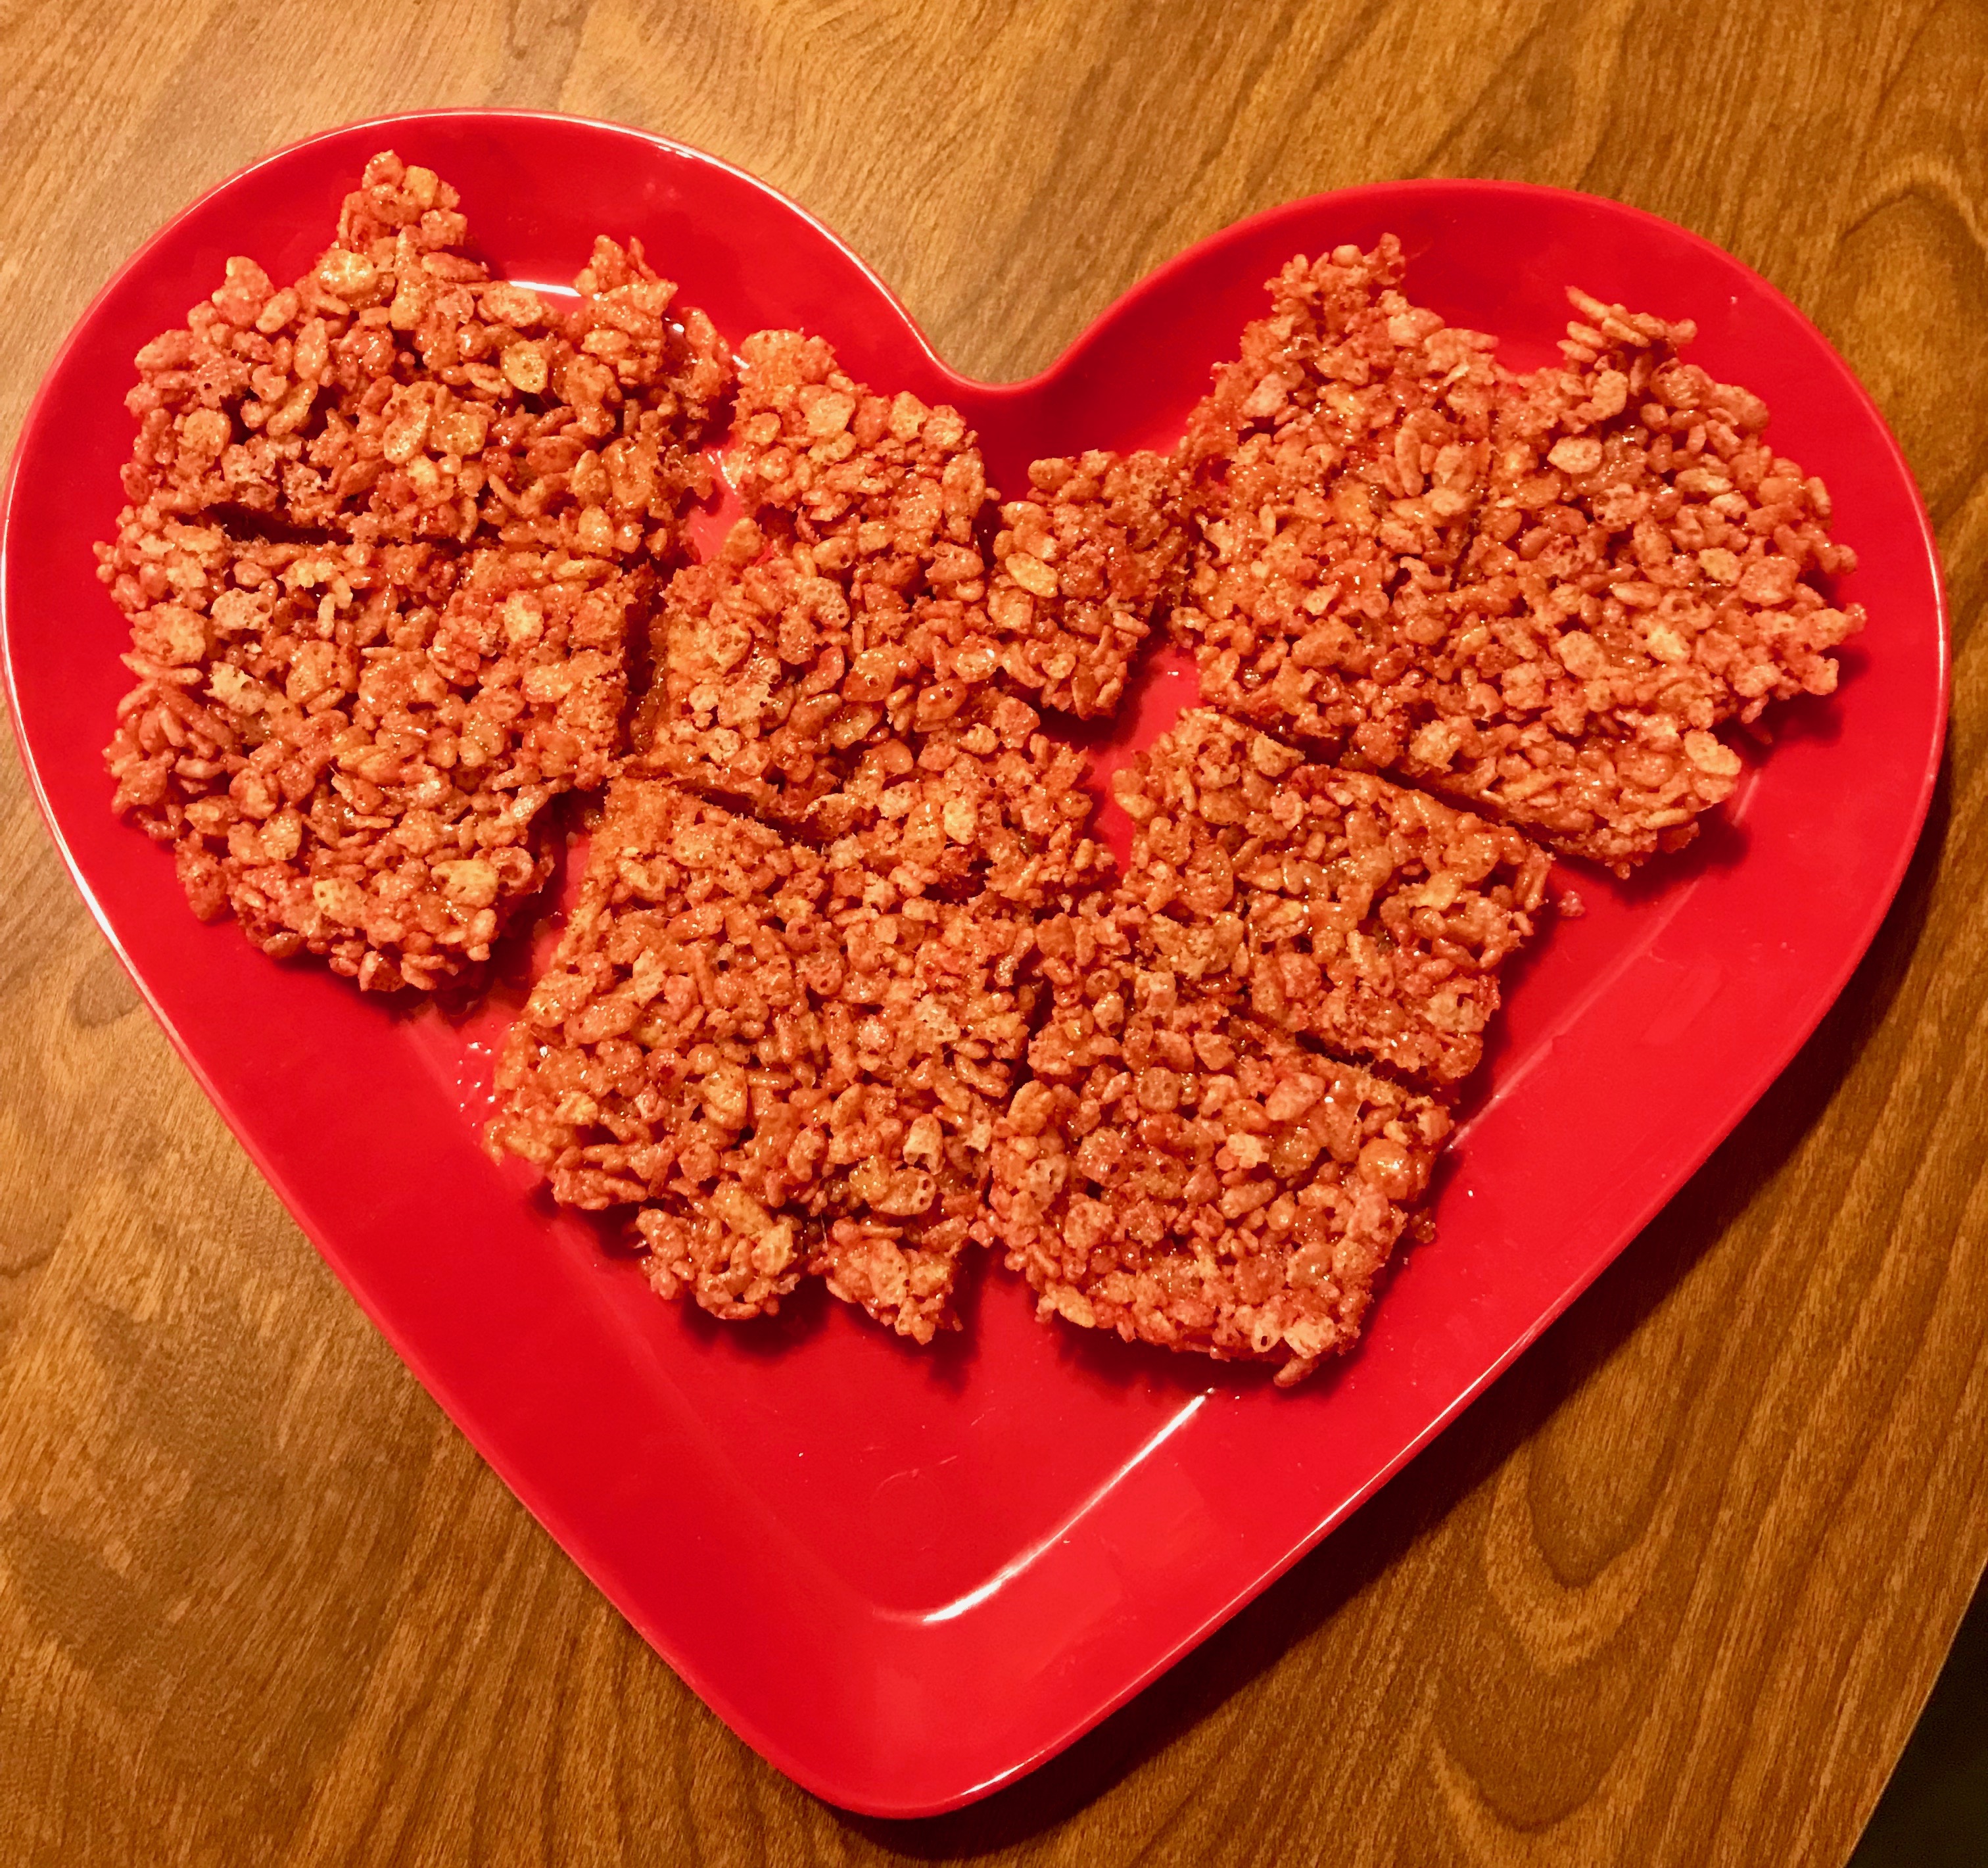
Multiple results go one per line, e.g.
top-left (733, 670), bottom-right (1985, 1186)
top-left (0, 110), bottom-right (1947, 1817)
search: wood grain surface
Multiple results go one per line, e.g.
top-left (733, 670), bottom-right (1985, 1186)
top-left (1, 1), bottom-right (1983, 1861)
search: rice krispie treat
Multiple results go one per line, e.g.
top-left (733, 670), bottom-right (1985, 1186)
top-left (1377, 289), bottom-right (1863, 865)
top-left (653, 333), bottom-right (1191, 811)
top-left (104, 151), bottom-right (734, 989)
top-left (805, 690), bottom-right (1112, 911)
top-left (730, 329), bottom-right (992, 588)
top-left (1176, 241), bottom-right (1864, 872)
top-left (490, 775), bottom-right (1054, 1341)
top-left (1112, 711), bottom-right (1550, 1090)
top-left (987, 448), bottom-right (1187, 717)
top-left (114, 154), bottom-right (729, 558)
top-left (105, 533), bottom-right (645, 992)
top-left (487, 781), bottom-right (839, 1278)
top-left (642, 333), bottom-right (1004, 813)
top-left (806, 889), bottom-right (1043, 1341)
top-left (1177, 235), bottom-right (1501, 598)
top-left (990, 905), bottom-right (1451, 1385)
top-left (639, 520), bottom-right (1003, 825)
top-left (800, 707), bottom-right (1106, 1334)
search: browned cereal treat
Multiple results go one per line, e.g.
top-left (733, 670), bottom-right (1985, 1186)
top-left (639, 331), bottom-right (1004, 816)
top-left (806, 890), bottom-right (1043, 1341)
top-left (1175, 241), bottom-right (1864, 873)
top-left (489, 777), bottom-right (841, 1318)
top-left (1112, 710), bottom-right (1550, 1090)
top-left (650, 334), bottom-right (1187, 855)
top-left (489, 774), bottom-right (1051, 1341)
top-left (114, 153), bottom-right (730, 560)
top-left (730, 330), bottom-right (991, 592)
top-left (799, 705), bottom-right (1102, 1337)
top-left (636, 521), bottom-right (975, 824)
top-left (807, 690), bottom-right (1112, 911)
top-left (990, 905), bottom-right (1450, 1385)
top-left (460, 234), bottom-right (730, 560)
top-left (987, 448), bottom-right (1187, 718)
top-left (113, 156), bottom-right (475, 527)
top-left (640, 527), bottom-right (1124, 909)
top-left (1379, 288), bottom-right (1864, 865)
top-left (1177, 235), bottom-right (1501, 604)
top-left (103, 151), bottom-right (736, 994)
top-left (104, 529), bottom-right (644, 991)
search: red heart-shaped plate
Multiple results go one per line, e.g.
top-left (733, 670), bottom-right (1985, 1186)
top-left (0, 110), bottom-right (1947, 1816)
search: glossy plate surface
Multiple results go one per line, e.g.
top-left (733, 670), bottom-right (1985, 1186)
top-left (0, 112), bottom-right (1947, 1817)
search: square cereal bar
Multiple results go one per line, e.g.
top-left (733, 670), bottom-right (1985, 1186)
top-left (491, 777), bottom-right (1051, 1341)
top-left (809, 691), bottom-right (1112, 911)
top-left (112, 153), bottom-right (730, 560)
top-left (987, 448), bottom-right (1187, 718)
top-left (639, 520), bottom-right (1005, 824)
top-left (805, 889), bottom-right (1043, 1340)
top-left (991, 903), bottom-right (1451, 1385)
top-left (1176, 242), bottom-right (1863, 871)
top-left (1177, 235), bottom-right (1501, 604)
top-left (105, 529), bottom-right (643, 990)
top-left (730, 330), bottom-right (991, 591)
top-left (490, 777), bottom-right (839, 1318)
top-left (1112, 709), bottom-right (1549, 1090)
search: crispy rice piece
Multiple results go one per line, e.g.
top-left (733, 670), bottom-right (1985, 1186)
top-left (640, 331), bottom-right (1001, 815)
top-left (489, 776), bottom-right (1049, 1341)
top-left (990, 904), bottom-right (1451, 1385)
top-left (103, 151), bottom-right (732, 992)
top-left (639, 535), bottom-right (1130, 910)
top-left (103, 526), bottom-right (643, 991)
top-left (807, 690), bottom-right (1113, 909)
top-left (987, 449), bottom-right (1187, 717)
top-left (730, 329), bottom-right (992, 585)
top-left (1112, 710), bottom-right (1550, 1090)
top-left (1378, 289), bottom-right (1863, 862)
top-left (803, 717), bottom-right (1093, 1335)
top-left (112, 156), bottom-right (478, 528)
top-left (1176, 241), bottom-right (1864, 873)
top-left (1177, 235), bottom-right (1502, 606)
top-left (805, 888), bottom-right (1042, 1341)
top-left (114, 153), bottom-right (728, 559)
top-left (650, 334), bottom-right (1189, 825)
top-left (636, 518), bottom-right (1006, 823)
top-left (489, 778), bottom-right (840, 1319)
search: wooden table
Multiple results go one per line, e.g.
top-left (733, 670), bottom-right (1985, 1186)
top-left (1, 3), bottom-right (1981, 1861)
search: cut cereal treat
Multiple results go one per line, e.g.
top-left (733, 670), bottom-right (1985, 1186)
top-left (1112, 710), bottom-right (1550, 1090)
top-left (1175, 239), bottom-right (1864, 872)
top-left (104, 531), bottom-right (645, 991)
top-left (990, 903), bottom-right (1451, 1385)
top-left (807, 889), bottom-right (1043, 1341)
top-left (730, 329), bottom-right (992, 595)
top-left (488, 777), bottom-right (840, 1318)
top-left (639, 332), bottom-right (1003, 816)
top-left (637, 518), bottom-right (1000, 825)
top-left (988, 449), bottom-right (1187, 717)
top-left (1176, 235), bottom-right (1501, 613)
top-left (114, 152), bottom-right (730, 558)
top-left (801, 718), bottom-right (1097, 1336)
top-left (490, 775), bottom-right (1050, 1341)
top-left (112, 155), bottom-right (482, 528)
top-left (458, 233), bottom-right (730, 560)
top-left (1386, 287), bottom-right (1864, 865)
top-left (103, 150), bottom-right (735, 994)
top-left (637, 527), bottom-right (862, 820)
top-left (651, 333), bottom-right (1184, 836)
top-left (809, 690), bottom-right (1112, 910)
